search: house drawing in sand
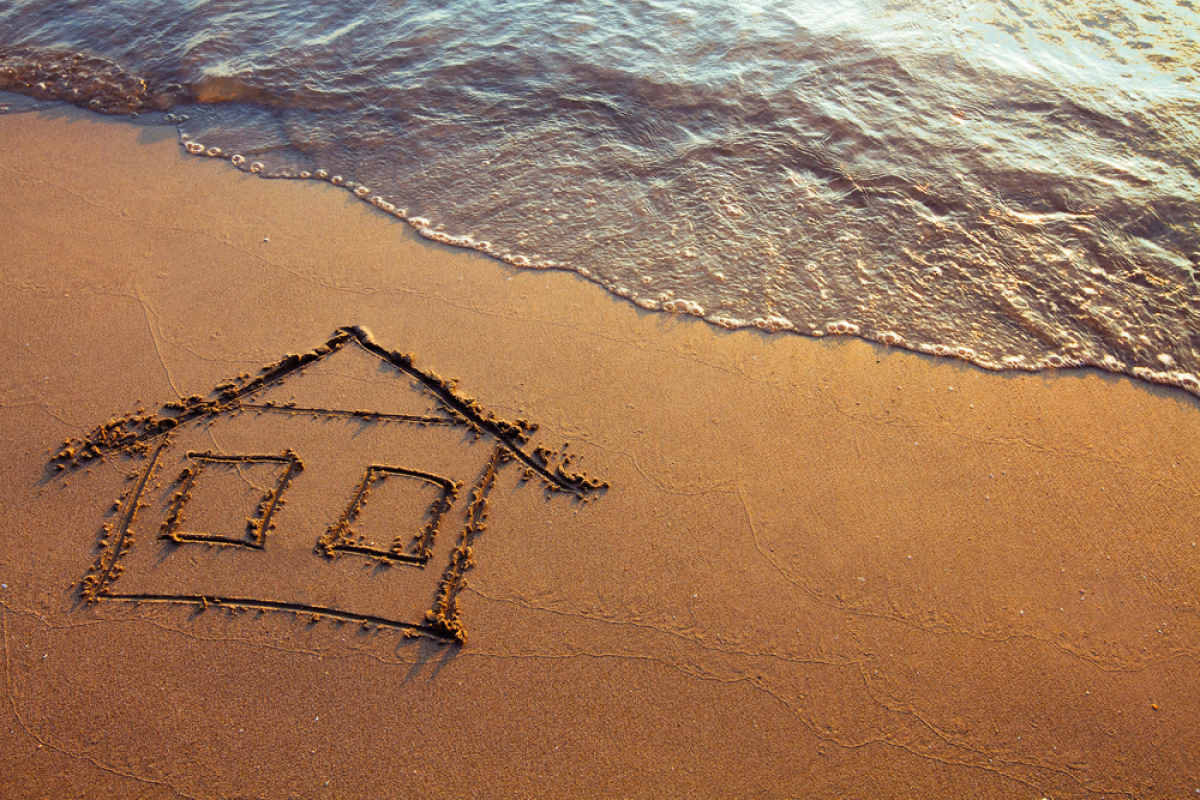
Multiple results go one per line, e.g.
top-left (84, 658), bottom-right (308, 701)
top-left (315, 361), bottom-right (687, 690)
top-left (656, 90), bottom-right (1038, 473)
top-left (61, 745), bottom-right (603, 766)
top-left (55, 326), bottom-right (606, 642)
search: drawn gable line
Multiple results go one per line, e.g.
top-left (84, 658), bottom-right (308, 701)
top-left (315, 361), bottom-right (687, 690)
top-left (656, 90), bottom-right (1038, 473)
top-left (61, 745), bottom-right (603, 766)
top-left (52, 326), bottom-right (607, 497)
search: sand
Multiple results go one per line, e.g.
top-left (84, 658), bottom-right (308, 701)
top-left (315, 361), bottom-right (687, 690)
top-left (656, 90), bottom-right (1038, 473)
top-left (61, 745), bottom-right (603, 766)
top-left (1, 104), bottom-right (1198, 799)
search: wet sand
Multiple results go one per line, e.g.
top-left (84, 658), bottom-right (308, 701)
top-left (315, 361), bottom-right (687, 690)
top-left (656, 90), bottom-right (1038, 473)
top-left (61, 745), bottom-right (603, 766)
top-left (1, 105), bottom-right (1198, 799)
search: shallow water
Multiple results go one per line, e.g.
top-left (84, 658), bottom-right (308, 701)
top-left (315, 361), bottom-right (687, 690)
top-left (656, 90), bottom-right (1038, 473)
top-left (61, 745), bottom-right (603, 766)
top-left (2, 0), bottom-right (1198, 390)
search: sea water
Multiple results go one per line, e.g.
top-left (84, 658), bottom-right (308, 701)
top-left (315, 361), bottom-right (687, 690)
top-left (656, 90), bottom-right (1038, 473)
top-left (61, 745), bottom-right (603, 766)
top-left (2, 0), bottom-right (1198, 391)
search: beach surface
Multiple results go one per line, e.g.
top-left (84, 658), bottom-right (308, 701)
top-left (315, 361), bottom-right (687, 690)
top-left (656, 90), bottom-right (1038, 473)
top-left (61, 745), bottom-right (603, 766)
top-left (1, 106), bottom-right (1198, 799)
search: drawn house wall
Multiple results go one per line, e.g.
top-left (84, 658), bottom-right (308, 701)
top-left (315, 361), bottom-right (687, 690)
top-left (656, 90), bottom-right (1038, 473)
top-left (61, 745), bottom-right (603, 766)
top-left (67, 327), bottom-right (604, 642)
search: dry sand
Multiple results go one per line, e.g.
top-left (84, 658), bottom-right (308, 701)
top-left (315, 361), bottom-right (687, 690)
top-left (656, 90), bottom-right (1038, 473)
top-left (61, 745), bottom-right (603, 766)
top-left (1, 105), bottom-right (1198, 799)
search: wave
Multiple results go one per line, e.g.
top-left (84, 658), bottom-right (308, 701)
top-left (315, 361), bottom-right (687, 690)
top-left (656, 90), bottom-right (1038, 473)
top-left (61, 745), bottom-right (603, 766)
top-left (2, 0), bottom-right (1199, 392)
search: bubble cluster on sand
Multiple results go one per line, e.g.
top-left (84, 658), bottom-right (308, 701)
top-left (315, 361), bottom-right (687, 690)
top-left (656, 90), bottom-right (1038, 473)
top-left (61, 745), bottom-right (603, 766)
top-left (0, 47), bottom-right (184, 114)
top-left (1131, 366), bottom-right (1200, 392)
top-left (754, 317), bottom-right (795, 333)
top-left (419, 228), bottom-right (470, 246)
top-left (662, 299), bottom-right (705, 316)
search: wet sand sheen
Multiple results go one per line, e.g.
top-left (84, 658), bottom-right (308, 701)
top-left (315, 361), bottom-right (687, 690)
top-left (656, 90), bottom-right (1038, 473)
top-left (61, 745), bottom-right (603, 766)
top-left (1, 106), bottom-right (1198, 799)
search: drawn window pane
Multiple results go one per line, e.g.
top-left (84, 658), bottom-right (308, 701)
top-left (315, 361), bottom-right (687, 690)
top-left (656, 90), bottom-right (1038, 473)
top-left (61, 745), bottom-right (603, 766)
top-left (319, 466), bottom-right (459, 564)
top-left (161, 451), bottom-right (302, 549)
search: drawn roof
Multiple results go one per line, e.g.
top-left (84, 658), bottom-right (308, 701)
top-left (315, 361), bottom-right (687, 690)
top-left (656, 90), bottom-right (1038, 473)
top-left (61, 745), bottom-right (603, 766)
top-left (52, 325), bottom-right (606, 496)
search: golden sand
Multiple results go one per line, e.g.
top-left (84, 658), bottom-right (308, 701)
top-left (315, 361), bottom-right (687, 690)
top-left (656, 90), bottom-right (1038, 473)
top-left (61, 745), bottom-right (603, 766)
top-left (1, 106), bottom-right (1198, 798)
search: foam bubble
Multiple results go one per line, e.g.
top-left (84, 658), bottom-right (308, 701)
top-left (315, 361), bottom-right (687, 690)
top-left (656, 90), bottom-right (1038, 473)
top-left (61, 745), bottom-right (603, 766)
top-left (0, 49), bottom-right (180, 115)
top-left (249, 162), bottom-right (264, 173)
top-left (353, 186), bottom-right (371, 197)
top-left (230, 154), bottom-right (246, 166)
top-left (754, 316), bottom-right (794, 333)
top-left (421, 229), bottom-right (455, 244)
top-left (662, 299), bottom-right (705, 316)
top-left (827, 320), bottom-right (860, 335)
top-left (184, 141), bottom-right (204, 154)
top-left (205, 147), bottom-right (222, 157)
top-left (314, 169), bottom-right (330, 180)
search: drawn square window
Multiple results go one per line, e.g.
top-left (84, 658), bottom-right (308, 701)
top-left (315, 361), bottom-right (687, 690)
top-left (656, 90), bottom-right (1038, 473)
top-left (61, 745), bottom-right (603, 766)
top-left (318, 466), bottom-right (459, 564)
top-left (161, 451), bottom-right (302, 549)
